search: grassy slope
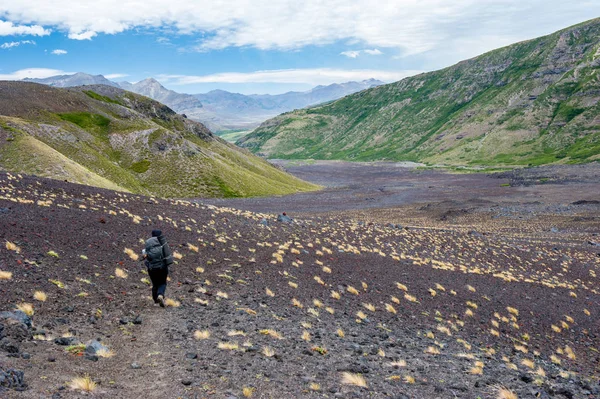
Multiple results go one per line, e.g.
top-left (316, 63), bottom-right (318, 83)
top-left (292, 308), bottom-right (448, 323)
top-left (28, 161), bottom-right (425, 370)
top-left (0, 83), bottom-right (319, 198)
top-left (239, 18), bottom-right (600, 167)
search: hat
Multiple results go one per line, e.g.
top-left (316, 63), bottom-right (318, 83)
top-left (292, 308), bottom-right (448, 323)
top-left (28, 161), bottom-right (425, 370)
top-left (151, 229), bottom-right (162, 237)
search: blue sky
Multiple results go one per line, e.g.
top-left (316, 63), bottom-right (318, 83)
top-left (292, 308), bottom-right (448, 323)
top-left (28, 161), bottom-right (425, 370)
top-left (1, 1), bottom-right (599, 94)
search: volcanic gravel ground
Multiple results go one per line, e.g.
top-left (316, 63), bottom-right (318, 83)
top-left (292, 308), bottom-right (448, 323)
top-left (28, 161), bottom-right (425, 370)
top-left (0, 170), bottom-right (599, 398)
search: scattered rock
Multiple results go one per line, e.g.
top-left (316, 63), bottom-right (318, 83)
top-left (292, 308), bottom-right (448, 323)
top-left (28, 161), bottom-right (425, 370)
top-left (130, 362), bottom-right (141, 369)
top-left (0, 368), bottom-right (26, 391)
top-left (54, 337), bottom-right (78, 346)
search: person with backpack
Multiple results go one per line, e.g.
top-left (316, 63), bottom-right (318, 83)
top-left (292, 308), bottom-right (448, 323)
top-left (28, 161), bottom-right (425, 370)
top-left (142, 229), bottom-right (173, 307)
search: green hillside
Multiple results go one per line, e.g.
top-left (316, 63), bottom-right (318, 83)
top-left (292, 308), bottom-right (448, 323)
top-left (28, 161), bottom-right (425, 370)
top-left (238, 18), bottom-right (600, 167)
top-left (0, 82), bottom-right (319, 198)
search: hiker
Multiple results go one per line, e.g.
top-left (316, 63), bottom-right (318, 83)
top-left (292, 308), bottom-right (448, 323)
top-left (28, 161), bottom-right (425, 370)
top-left (142, 229), bottom-right (173, 307)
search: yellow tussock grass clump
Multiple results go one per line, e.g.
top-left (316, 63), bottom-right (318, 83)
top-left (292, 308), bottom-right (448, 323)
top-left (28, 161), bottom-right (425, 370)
top-left (115, 268), bottom-right (128, 278)
top-left (194, 330), bottom-right (210, 340)
top-left (16, 303), bottom-right (34, 316)
top-left (70, 375), bottom-right (96, 392)
top-left (265, 288), bottom-right (275, 297)
top-left (165, 298), bottom-right (181, 307)
top-left (347, 286), bottom-right (359, 295)
top-left (495, 386), bottom-right (518, 399)
top-left (521, 359), bottom-right (535, 369)
top-left (404, 375), bottom-right (415, 384)
top-left (362, 303), bottom-right (375, 312)
top-left (340, 372), bottom-right (367, 388)
top-left (33, 291), bottom-right (47, 302)
top-left (396, 282), bottom-right (408, 291)
top-left (217, 341), bottom-right (239, 350)
top-left (331, 291), bottom-right (341, 299)
top-left (337, 328), bottom-right (345, 338)
top-left (242, 387), bottom-right (255, 397)
top-left (0, 270), bottom-right (13, 280)
top-left (262, 346), bottom-right (275, 357)
top-left (385, 304), bottom-right (397, 314)
top-left (425, 346), bottom-right (440, 355)
top-left (123, 248), bottom-right (139, 261)
top-left (506, 307), bottom-right (519, 316)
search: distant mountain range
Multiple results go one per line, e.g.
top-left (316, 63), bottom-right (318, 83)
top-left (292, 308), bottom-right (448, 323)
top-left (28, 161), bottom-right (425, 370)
top-left (24, 74), bottom-right (384, 132)
top-left (0, 82), bottom-right (318, 198)
top-left (238, 18), bottom-right (600, 167)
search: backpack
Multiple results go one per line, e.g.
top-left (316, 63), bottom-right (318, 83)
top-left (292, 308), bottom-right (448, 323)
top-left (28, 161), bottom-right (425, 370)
top-left (145, 237), bottom-right (165, 270)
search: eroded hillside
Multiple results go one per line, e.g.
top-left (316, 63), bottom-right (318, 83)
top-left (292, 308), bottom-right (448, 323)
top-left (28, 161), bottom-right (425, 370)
top-left (0, 82), bottom-right (318, 198)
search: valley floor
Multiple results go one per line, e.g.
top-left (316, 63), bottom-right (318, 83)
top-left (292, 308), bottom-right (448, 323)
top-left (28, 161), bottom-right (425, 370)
top-left (1, 162), bottom-right (599, 398)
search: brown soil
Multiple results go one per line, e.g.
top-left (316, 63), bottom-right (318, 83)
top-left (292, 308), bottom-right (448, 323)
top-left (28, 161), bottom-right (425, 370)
top-left (1, 163), bottom-right (599, 398)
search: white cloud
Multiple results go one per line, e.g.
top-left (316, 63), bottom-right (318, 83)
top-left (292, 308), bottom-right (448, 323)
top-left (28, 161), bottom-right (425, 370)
top-left (51, 49), bottom-right (67, 55)
top-left (68, 30), bottom-right (96, 40)
top-left (0, 20), bottom-right (50, 36)
top-left (340, 50), bottom-right (360, 58)
top-left (0, 68), bottom-right (72, 80)
top-left (104, 73), bottom-right (128, 79)
top-left (0, 1), bottom-right (598, 57)
top-left (0, 39), bottom-right (35, 49)
top-left (364, 49), bottom-right (383, 55)
top-left (157, 68), bottom-right (423, 86)
top-left (341, 48), bottom-right (383, 58)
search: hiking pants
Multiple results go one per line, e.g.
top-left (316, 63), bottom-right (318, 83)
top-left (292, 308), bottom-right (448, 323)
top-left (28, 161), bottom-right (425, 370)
top-left (148, 267), bottom-right (168, 301)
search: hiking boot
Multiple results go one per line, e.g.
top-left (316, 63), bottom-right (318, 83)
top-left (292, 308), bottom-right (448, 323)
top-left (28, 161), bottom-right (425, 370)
top-left (157, 295), bottom-right (165, 308)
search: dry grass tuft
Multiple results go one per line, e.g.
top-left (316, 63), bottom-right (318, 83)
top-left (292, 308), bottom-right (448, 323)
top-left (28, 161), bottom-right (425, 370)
top-left (331, 290), bottom-right (341, 299)
top-left (96, 348), bottom-right (115, 358)
top-left (403, 375), bottom-right (415, 384)
top-left (115, 268), bottom-right (128, 278)
top-left (341, 372), bottom-right (367, 388)
top-left (259, 329), bottom-right (283, 339)
top-left (242, 387), bottom-right (255, 397)
top-left (362, 303), bottom-right (376, 312)
top-left (425, 346), bottom-right (440, 355)
top-left (495, 386), bottom-right (518, 399)
top-left (396, 282), bottom-right (408, 291)
top-left (194, 330), bottom-right (211, 340)
top-left (385, 303), bottom-right (397, 314)
top-left (228, 330), bottom-right (246, 337)
top-left (165, 298), bottom-right (181, 307)
top-left (262, 346), bottom-right (275, 357)
top-left (70, 374), bottom-right (97, 392)
top-left (301, 330), bottom-right (311, 341)
top-left (16, 303), bottom-right (34, 316)
top-left (0, 270), bottom-right (13, 280)
top-left (34, 291), bottom-right (47, 302)
top-left (506, 306), bottom-right (519, 316)
top-left (292, 298), bottom-right (303, 308)
top-left (337, 328), bottom-right (345, 338)
top-left (347, 286), bottom-right (359, 295)
top-left (388, 359), bottom-right (407, 368)
top-left (265, 288), bottom-right (275, 297)
top-left (123, 248), bottom-right (139, 261)
top-left (309, 382), bottom-right (320, 391)
top-left (521, 359), bottom-right (535, 369)
top-left (217, 341), bottom-right (239, 350)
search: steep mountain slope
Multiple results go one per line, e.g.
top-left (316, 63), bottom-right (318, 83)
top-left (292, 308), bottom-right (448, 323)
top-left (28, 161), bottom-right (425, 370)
top-left (25, 72), bottom-right (121, 88)
top-left (239, 18), bottom-right (600, 166)
top-left (0, 82), bottom-right (318, 198)
top-left (119, 78), bottom-right (203, 114)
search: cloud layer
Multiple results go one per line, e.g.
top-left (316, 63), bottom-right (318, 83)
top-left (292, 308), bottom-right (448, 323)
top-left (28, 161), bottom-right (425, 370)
top-left (0, 68), bottom-right (72, 80)
top-left (157, 68), bottom-right (422, 86)
top-left (1, 1), bottom-right (598, 55)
